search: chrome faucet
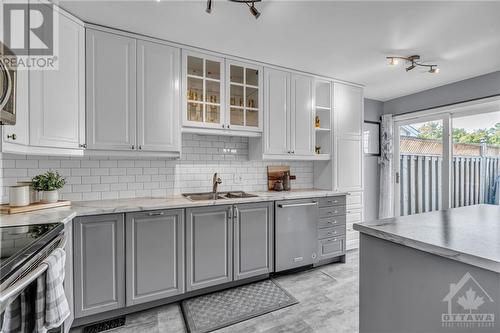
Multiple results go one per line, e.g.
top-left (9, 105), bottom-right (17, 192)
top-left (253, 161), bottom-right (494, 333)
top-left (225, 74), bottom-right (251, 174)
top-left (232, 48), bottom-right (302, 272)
top-left (212, 173), bottom-right (222, 196)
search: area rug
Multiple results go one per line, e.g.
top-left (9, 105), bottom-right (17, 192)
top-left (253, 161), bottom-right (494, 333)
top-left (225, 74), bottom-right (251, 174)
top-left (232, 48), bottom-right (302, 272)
top-left (181, 279), bottom-right (298, 333)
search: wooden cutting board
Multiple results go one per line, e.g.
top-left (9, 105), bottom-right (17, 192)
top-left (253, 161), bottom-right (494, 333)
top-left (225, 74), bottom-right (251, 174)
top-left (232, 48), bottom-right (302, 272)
top-left (0, 200), bottom-right (71, 214)
top-left (267, 166), bottom-right (290, 190)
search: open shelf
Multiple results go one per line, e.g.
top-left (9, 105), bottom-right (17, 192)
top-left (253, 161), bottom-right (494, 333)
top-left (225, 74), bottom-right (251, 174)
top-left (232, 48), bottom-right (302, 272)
top-left (315, 106), bottom-right (331, 111)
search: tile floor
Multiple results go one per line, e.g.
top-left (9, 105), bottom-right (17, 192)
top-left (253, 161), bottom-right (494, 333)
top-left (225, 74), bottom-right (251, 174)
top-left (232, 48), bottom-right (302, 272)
top-left (77, 250), bottom-right (358, 333)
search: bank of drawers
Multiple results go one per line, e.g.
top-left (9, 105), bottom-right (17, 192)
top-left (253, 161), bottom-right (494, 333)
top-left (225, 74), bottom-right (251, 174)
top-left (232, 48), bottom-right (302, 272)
top-left (316, 196), bottom-right (346, 262)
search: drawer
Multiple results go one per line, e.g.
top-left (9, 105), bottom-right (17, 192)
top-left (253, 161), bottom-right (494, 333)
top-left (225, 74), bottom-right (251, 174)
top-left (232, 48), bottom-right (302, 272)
top-left (318, 225), bottom-right (345, 239)
top-left (319, 206), bottom-right (346, 218)
top-left (318, 216), bottom-right (346, 229)
top-left (318, 196), bottom-right (346, 208)
top-left (346, 191), bottom-right (363, 206)
top-left (318, 236), bottom-right (345, 260)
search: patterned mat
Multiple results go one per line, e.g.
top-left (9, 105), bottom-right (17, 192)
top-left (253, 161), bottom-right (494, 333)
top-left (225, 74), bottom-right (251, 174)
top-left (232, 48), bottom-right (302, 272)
top-left (181, 279), bottom-right (298, 333)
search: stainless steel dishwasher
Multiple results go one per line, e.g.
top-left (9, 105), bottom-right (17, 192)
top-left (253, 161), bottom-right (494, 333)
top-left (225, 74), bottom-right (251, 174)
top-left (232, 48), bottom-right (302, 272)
top-left (275, 199), bottom-right (318, 272)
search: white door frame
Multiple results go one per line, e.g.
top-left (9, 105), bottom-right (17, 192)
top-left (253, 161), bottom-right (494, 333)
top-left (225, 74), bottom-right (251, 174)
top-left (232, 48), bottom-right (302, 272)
top-left (392, 95), bottom-right (500, 216)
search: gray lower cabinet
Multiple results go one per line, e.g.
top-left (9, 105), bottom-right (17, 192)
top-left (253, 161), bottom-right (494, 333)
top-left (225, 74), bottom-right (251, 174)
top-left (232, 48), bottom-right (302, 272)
top-left (186, 205), bottom-right (233, 291)
top-left (63, 221), bottom-right (74, 333)
top-left (233, 202), bottom-right (274, 280)
top-left (73, 214), bottom-right (125, 318)
top-left (125, 210), bottom-right (184, 306)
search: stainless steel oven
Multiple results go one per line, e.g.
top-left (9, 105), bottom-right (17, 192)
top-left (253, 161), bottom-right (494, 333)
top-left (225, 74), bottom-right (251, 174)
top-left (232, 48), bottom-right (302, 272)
top-left (0, 43), bottom-right (16, 125)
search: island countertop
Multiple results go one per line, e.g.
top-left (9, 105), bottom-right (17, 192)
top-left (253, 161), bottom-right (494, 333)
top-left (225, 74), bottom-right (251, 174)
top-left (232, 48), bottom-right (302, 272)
top-left (354, 204), bottom-right (500, 273)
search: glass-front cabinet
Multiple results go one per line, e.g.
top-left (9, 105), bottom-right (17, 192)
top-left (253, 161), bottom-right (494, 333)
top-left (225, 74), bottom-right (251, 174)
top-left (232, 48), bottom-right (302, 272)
top-left (182, 50), bottom-right (262, 133)
top-left (183, 50), bottom-right (225, 128)
top-left (226, 60), bottom-right (262, 132)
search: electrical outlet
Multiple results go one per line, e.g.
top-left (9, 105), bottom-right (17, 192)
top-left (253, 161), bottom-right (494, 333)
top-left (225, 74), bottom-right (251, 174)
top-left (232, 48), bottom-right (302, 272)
top-left (233, 174), bottom-right (244, 184)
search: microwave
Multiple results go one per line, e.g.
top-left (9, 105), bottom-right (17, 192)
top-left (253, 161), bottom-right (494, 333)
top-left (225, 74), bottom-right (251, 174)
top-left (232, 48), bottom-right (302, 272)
top-left (0, 43), bottom-right (16, 125)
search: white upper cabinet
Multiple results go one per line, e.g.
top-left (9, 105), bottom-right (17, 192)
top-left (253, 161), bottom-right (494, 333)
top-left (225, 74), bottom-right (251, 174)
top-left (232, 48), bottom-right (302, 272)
top-left (226, 60), bottom-right (262, 132)
top-left (250, 68), bottom-right (316, 160)
top-left (263, 68), bottom-right (290, 155)
top-left (137, 40), bottom-right (180, 152)
top-left (290, 74), bottom-right (315, 156)
top-left (86, 29), bottom-right (137, 151)
top-left (335, 83), bottom-right (363, 138)
top-left (182, 50), bottom-right (225, 129)
top-left (29, 9), bottom-right (84, 149)
top-left (334, 82), bottom-right (364, 191)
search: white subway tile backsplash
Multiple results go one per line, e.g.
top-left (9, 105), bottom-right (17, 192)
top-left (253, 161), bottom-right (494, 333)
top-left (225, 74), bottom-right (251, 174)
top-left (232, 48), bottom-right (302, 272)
top-left (0, 134), bottom-right (314, 203)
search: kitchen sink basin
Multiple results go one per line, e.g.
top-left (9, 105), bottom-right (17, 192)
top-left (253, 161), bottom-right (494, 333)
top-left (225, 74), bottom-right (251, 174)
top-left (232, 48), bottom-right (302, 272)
top-left (183, 193), bottom-right (226, 201)
top-left (222, 191), bottom-right (259, 199)
top-left (182, 191), bottom-right (258, 201)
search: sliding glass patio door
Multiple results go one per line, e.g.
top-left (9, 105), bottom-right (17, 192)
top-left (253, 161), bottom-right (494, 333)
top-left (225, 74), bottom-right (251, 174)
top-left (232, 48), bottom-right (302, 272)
top-left (394, 106), bottom-right (500, 216)
top-left (394, 116), bottom-right (450, 216)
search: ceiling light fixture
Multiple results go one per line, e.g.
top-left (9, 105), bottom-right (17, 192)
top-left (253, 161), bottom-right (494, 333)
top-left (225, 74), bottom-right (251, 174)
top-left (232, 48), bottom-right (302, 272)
top-left (386, 55), bottom-right (439, 74)
top-left (206, 0), bottom-right (262, 19)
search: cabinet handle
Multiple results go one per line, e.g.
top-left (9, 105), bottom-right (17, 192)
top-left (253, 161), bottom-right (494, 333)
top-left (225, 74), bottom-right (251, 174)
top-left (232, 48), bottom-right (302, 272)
top-left (227, 124), bottom-right (230, 129)
top-left (7, 134), bottom-right (16, 140)
top-left (131, 145), bottom-right (135, 150)
top-left (148, 211), bottom-right (164, 216)
top-left (79, 143), bottom-right (87, 148)
top-left (138, 145), bottom-right (142, 150)
top-left (222, 124), bottom-right (225, 128)
top-left (233, 207), bottom-right (239, 218)
top-left (291, 151), bottom-right (295, 154)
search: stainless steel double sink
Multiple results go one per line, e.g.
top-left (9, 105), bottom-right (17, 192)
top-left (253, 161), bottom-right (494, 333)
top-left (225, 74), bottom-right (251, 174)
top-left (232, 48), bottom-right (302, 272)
top-left (182, 191), bottom-right (258, 201)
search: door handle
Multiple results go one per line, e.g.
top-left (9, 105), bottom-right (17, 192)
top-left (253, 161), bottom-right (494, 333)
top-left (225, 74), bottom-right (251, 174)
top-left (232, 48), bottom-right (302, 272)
top-left (278, 202), bottom-right (317, 208)
top-left (147, 211), bottom-right (164, 216)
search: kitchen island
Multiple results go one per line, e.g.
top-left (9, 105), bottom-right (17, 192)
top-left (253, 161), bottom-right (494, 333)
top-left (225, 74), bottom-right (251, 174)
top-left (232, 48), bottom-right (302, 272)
top-left (354, 204), bottom-right (500, 333)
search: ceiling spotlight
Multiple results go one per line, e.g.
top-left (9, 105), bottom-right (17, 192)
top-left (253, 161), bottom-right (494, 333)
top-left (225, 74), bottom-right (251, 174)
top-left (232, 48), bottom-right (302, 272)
top-left (206, 0), bottom-right (212, 13)
top-left (387, 55), bottom-right (439, 74)
top-left (248, 3), bottom-right (260, 18)
top-left (429, 66), bottom-right (440, 74)
top-left (387, 57), bottom-right (399, 66)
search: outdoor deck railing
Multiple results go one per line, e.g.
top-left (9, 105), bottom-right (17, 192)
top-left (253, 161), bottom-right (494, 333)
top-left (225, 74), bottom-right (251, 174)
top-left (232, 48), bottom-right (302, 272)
top-left (399, 154), bottom-right (500, 216)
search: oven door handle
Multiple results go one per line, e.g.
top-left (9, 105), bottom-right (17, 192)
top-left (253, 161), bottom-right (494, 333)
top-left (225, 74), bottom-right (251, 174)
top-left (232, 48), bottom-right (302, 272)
top-left (0, 235), bottom-right (66, 312)
top-left (0, 58), bottom-right (13, 111)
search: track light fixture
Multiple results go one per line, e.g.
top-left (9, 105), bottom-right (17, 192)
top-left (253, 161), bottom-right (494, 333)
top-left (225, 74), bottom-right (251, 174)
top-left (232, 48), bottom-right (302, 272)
top-left (206, 0), bottom-right (262, 19)
top-left (386, 55), bottom-right (439, 74)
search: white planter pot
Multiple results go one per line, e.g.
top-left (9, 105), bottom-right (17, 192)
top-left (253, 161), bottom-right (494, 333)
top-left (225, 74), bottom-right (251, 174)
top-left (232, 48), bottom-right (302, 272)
top-left (42, 190), bottom-right (59, 203)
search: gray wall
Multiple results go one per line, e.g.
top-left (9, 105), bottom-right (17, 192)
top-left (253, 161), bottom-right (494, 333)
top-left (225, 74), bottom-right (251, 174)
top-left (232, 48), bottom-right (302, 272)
top-left (383, 71), bottom-right (500, 115)
top-left (364, 98), bottom-right (383, 222)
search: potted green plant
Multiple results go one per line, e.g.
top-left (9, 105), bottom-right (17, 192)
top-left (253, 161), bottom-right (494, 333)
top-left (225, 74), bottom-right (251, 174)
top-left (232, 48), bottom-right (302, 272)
top-left (31, 171), bottom-right (66, 203)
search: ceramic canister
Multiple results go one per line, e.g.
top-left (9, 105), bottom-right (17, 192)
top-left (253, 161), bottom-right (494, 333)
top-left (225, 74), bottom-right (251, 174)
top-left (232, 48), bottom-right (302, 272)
top-left (9, 185), bottom-right (30, 207)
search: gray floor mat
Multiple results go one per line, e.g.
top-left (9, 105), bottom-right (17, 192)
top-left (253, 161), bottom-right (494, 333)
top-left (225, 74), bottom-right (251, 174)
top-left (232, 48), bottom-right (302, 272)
top-left (181, 279), bottom-right (298, 333)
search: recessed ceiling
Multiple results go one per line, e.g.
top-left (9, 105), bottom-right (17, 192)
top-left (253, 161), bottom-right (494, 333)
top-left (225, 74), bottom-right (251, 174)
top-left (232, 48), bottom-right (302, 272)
top-left (60, 0), bottom-right (500, 101)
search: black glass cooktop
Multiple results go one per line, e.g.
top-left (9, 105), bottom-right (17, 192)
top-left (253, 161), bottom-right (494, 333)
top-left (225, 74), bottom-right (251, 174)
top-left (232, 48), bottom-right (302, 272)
top-left (0, 223), bottom-right (64, 283)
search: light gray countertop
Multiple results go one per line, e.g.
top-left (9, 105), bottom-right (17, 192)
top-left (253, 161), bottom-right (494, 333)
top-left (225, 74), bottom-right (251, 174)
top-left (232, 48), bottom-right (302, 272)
top-left (354, 204), bottom-right (500, 273)
top-left (0, 189), bottom-right (346, 227)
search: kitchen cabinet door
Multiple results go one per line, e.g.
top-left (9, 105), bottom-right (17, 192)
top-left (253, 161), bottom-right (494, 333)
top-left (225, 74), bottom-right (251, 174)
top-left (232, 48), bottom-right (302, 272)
top-left (2, 69), bottom-right (29, 146)
top-left (62, 221), bottom-right (74, 333)
top-left (337, 137), bottom-right (363, 191)
top-left (291, 74), bottom-right (315, 156)
top-left (29, 10), bottom-right (85, 149)
top-left (334, 83), bottom-right (363, 138)
top-left (137, 40), bottom-right (180, 152)
top-left (86, 29), bottom-right (137, 151)
top-left (226, 60), bottom-right (263, 132)
top-left (233, 202), bottom-right (274, 280)
top-left (263, 68), bottom-right (290, 155)
top-left (186, 205), bottom-right (233, 291)
top-left (73, 214), bottom-right (125, 318)
top-left (182, 50), bottom-right (225, 129)
top-left (125, 210), bottom-right (184, 306)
